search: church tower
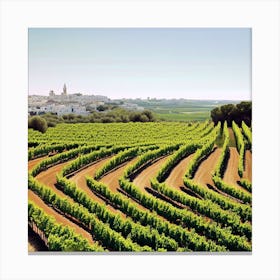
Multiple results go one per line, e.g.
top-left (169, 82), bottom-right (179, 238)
top-left (61, 84), bottom-right (67, 96)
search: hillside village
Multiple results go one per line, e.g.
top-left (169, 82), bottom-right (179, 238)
top-left (28, 84), bottom-right (144, 116)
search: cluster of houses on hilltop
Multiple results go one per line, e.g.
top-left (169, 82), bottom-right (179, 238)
top-left (28, 84), bottom-right (144, 116)
top-left (28, 103), bottom-right (90, 116)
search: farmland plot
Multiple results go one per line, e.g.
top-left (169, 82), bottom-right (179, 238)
top-left (28, 121), bottom-right (252, 252)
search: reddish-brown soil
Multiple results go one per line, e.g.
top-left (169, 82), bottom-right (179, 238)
top-left (69, 157), bottom-right (125, 216)
top-left (99, 157), bottom-right (150, 212)
top-left (131, 156), bottom-right (177, 215)
top-left (222, 148), bottom-right (251, 195)
top-left (28, 190), bottom-right (95, 245)
top-left (188, 148), bottom-right (244, 201)
top-left (243, 151), bottom-right (252, 182)
top-left (82, 156), bottom-right (163, 213)
top-left (30, 159), bottom-right (100, 249)
top-left (101, 158), bottom-right (139, 192)
top-left (133, 156), bottom-right (170, 192)
top-left (193, 148), bottom-right (222, 186)
top-left (71, 157), bottom-right (112, 188)
top-left (188, 147), bottom-right (246, 206)
top-left (28, 156), bottom-right (48, 171)
top-left (28, 242), bottom-right (37, 252)
top-left (165, 154), bottom-right (194, 190)
top-left (223, 147), bottom-right (240, 185)
top-left (35, 161), bottom-right (73, 199)
top-left (132, 154), bottom-right (214, 221)
top-left (29, 158), bottom-right (80, 251)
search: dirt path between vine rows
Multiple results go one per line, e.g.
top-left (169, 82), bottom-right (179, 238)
top-left (98, 157), bottom-right (153, 212)
top-left (100, 158), bottom-right (139, 192)
top-left (28, 156), bottom-right (48, 171)
top-left (133, 156), bottom-right (170, 192)
top-left (222, 147), bottom-right (251, 194)
top-left (131, 155), bottom-right (179, 214)
top-left (69, 156), bottom-right (126, 216)
top-left (28, 157), bottom-right (69, 250)
top-left (29, 160), bottom-right (100, 248)
top-left (223, 147), bottom-right (240, 185)
top-left (191, 148), bottom-right (245, 202)
top-left (243, 151), bottom-right (252, 182)
top-left (95, 156), bottom-right (168, 213)
top-left (35, 161), bottom-right (74, 199)
top-left (28, 190), bottom-right (95, 246)
top-left (193, 148), bottom-right (222, 186)
top-left (165, 154), bottom-right (194, 190)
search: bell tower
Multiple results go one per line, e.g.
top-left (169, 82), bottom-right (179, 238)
top-left (62, 84), bottom-right (67, 96)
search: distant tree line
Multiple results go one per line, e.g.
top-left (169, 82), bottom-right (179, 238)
top-left (210, 101), bottom-right (251, 127)
top-left (28, 108), bottom-right (156, 133)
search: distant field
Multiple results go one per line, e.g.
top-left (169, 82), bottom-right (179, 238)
top-left (156, 111), bottom-right (210, 122)
top-left (121, 99), bottom-right (241, 122)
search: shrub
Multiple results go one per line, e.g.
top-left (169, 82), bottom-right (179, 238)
top-left (28, 116), bottom-right (48, 133)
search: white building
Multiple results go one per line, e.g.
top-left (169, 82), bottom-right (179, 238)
top-left (28, 103), bottom-right (89, 116)
top-left (51, 104), bottom-right (89, 116)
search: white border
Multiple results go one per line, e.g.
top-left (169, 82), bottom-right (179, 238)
top-left (0, 1), bottom-right (279, 280)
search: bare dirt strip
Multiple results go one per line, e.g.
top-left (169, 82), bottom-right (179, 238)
top-left (131, 156), bottom-right (186, 212)
top-left (35, 161), bottom-right (74, 199)
top-left (193, 148), bottom-right (222, 186)
top-left (243, 151), bottom-right (252, 182)
top-left (29, 159), bottom-right (98, 249)
top-left (132, 155), bottom-right (214, 222)
top-left (28, 156), bottom-right (48, 171)
top-left (191, 147), bottom-right (246, 204)
top-left (28, 190), bottom-right (95, 246)
top-left (223, 147), bottom-right (240, 185)
top-left (222, 147), bottom-right (251, 194)
top-left (98, 158), bottom-right (151, 212)
top-left (100, 158), bottom-right (139, 192)
top-left (133, 156), bottom-right (170, 192)
top-left (28, 242), bottom-right (39, 252)
top-left (28, 242), bottom-right (37, 252)
top-left (92, 157), bottom-right (164, 213)
top-left (69, 156), bottom-right (125, 216)
top-left (165, 154), bottom-right (194, 191)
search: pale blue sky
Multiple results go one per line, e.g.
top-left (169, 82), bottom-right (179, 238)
top-left (29, 28), bottom-right (251, 100)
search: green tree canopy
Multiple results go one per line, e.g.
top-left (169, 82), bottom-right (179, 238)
top-left (28, 116), bottom-right (48, 133)
top-left (211, 101), bottom-right (251, 127)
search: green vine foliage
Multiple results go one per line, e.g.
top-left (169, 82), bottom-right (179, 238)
top-left (28, 201), bottom-right (104, 252)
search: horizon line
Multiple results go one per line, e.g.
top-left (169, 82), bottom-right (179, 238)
top-left (28, 93), bottom-right (251, 102)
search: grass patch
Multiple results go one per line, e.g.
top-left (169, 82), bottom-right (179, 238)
top-left (156, 112), bottom-right (210, 122)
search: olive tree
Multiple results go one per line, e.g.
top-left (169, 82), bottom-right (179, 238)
top-left (28, 116), bottom-right (48, 133)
